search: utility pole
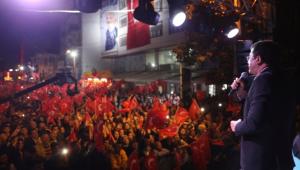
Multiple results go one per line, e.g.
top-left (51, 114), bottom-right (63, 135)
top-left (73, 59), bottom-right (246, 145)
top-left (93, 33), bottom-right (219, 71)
top-left (179, 62), bottom-right (192, 109)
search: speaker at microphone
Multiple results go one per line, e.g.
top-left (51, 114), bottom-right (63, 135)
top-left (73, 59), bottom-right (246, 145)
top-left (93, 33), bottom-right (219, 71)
top-left (228, 72), bottom-right (254, 96)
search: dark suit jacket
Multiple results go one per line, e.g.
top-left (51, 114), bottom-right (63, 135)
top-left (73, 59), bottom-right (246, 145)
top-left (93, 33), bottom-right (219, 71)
top-left (235, 68), bottom-right (295, 170)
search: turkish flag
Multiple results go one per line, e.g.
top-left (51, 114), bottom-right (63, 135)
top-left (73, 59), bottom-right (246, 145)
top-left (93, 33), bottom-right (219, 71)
top-left (174, 107), bottom-right (189, 125)
top-left (159, 124), bottom-right (179, 138)
top-left (189, 99), bottom-right (200, 120)
top-left (121, 96), bottom-right (139, 112)
top-left (151, 97), bottom-right (160, 112)
top-left (133, 85), bottom-right (145, 94)
top-left (129, 96), bottom-right (139, 110)
top-left (146, 114), bottom-right (166, 129)
top-left (150, 97), bottom-right (169, 119)
top-left (128, 151), bottom-right (140, 170)
top-left (68, 128), bottom-right (77, 142)
top-left (59, 97), bottom-right (72, 114)
top-left (196, 90), bottom-right (206, 101)
top-left (191, 141), bottom-right (206, 170)
top-left (159, 102), bottom-right (169, 119)
top-left (73, 92), bottom-right (84, 105)
top-left (85, 98), bottom-right (96, 113)
top-left (99, 96), bottom-right (116, 114)
top-left (145, 152), bottom-right (157, 170)
top-left (94, 119), bottom-right (105, 152)
top-left (197, 133), bottom-right (211, 165)
top-left (127, 0), bottom-right (150, 49)
top-left (47, 111), bottom-right (56, 124)
top-left (146, 98), bottom-right (169, 129)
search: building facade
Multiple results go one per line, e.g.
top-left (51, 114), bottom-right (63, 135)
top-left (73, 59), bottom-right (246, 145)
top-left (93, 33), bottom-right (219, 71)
top-left (77, 0), bottom-right (275, 94)
top-left (30, 53), bottom-right (64, 80)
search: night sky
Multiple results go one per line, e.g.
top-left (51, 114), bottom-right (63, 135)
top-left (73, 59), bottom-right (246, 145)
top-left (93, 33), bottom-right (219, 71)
top-left (0, 1), bottom-right (68, 71)
top-left (0, 0), bottom-right (299, 72)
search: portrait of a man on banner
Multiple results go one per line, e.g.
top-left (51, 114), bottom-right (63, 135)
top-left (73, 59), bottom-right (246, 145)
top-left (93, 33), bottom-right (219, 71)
top-left (104, 12), bottom-right (118, 51)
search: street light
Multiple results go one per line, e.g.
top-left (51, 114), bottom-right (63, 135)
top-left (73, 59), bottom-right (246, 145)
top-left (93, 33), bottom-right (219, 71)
top-left (66, 49), bottom-right (78, 78)
top-left (19, 65), bottom-right (25, 71)
top-left (70, 50), bottom-right (78, 58)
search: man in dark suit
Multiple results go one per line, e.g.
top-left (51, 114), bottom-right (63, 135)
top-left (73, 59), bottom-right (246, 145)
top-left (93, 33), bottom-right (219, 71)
top-left (230, 40), bottom-right (295, 170)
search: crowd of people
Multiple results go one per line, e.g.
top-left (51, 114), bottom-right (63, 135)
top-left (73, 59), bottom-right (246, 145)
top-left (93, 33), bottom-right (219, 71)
top-left (0, 78), bottom-right (252, 170)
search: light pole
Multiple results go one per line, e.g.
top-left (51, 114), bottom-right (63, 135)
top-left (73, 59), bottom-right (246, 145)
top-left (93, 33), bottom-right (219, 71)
top-left (66, 49), bottom-right (78, 78)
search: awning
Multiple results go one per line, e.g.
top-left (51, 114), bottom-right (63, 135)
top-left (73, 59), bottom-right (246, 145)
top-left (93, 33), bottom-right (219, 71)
top-left (112, 70), bottom-right (207, 84)
top-left (112, 70), bottom-right (180, 84)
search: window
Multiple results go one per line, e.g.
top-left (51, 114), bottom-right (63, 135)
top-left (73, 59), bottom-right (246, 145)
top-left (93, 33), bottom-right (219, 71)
top-left (208, 84), bottom-right (216, 96)
top-left (145, 50), bottom-right (156, 70)
top-left (150, 21), bottom-right (163, 38)
top-left (158, 49), bottom-right (177, 65)
top-left (119, 35), bottom-right (127, 47)
top-left (119, 15), bottom-right (128, 28)
top-left (119, 0), bottom-right (127, 9)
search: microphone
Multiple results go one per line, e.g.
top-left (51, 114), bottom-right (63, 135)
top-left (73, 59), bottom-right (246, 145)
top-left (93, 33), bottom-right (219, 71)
top-left (228, 72), bottom-right (249, 96)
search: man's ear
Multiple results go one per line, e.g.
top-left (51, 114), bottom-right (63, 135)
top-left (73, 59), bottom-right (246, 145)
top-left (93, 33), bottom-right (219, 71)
top-left (256, 55), bottom-right (263, 65)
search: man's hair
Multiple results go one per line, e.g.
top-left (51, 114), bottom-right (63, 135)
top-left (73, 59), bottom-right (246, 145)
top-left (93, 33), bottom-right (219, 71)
top-left (251, 40), bottom-right (281, 68)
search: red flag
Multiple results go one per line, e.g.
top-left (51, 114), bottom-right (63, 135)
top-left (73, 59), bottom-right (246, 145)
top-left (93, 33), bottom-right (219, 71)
top-left (85, 112), bottom-right (93, 127)
top-left (85, 98), bottom-right (95, 113)
top-left (122, 100), bottom-right (130, 108)
top-left (174, 107), bottom-right (189, 125)
top-left (41, 100), bottom-right (49, 113)
top-left (189, 99), bottom-right (200, 120)
top-left (100, 96), bottom-right (116, 113)
top-left (144, 152), bottom-right (157, 170)
top-left (159, 102), bottom-right (169, 119)
top-left (133, 85), bottom-right (145, 94)
top-left (159, 124), bottom-right (179, 138)
top-left (84, 112), bottom-right (94, 140)
top-left (120, 96), bottom-right (139, 112)
top-left (174, 150), bottom-right (182, 170)
top-left (211, 139), bottom-right (224, 146)
top-left (94, 119), bottom-right (105, 152)
top-left (59, 97), bottom-right (72, 114)
top-left (145, 98), bottom-right (169, 129)
top-left (226, 102), bottom-right (241, 114)
top-left (60, 84), bottom-right (69, 97)
top-left (150, 98), bottom-right (169, 119)
top-left (197, 133), bottom-right (211, 164)
top-left (126, 0), bottom-right (150, 49)
top-left (68, 128), bottom-right (77, 142)
top-left (128, 151), bottom-right (140, 170)
top-left (128, 96), bottom-right (139, 110)
top-left (191, 141), bottom-right (206, 170)
top-left (146, 114), bottom-right (166, 129)
top-left (0, 102), bottom-right (10, 114)
top-left (118, 108), bottom-right (131, 114)
top-left (152, 97), bottom-right (160, 112)
top-left (196, 90), bottom-right (206, 101)
top-left (32, 72), bottom-right (40, 80)
top-left (73, 92), bottom-right (84, 105)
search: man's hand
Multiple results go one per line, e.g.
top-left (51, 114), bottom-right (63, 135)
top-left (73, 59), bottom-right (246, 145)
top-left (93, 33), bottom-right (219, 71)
top-left (230, 119), bottom-right (241, 132)
top-left (230, 78), bottom-right (247, 100)
top-left (230, 77), bottom-right (241, 90)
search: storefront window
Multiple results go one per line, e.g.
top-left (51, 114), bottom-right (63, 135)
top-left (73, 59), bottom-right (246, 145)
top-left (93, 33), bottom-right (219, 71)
top-left (158, 49), bottom-right (176, 65)
top-left (145, 50), bottom-right (156, 70)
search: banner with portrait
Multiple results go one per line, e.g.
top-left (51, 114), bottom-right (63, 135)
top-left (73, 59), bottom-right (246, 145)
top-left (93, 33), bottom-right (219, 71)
top-left (102, 12), bottom-right (118, 51)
